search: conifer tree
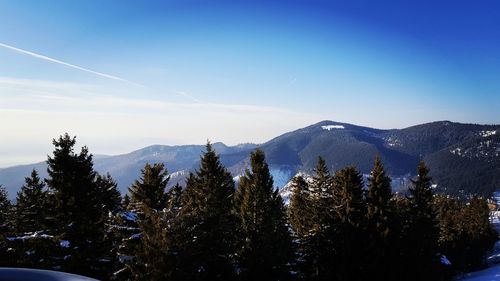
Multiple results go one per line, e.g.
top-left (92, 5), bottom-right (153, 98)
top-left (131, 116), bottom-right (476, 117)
top-left (113, 162), bottom-right (170, 281)
top-left (234, 149), bottom-right (292, 281)
top-left (45, 133), bottom-right (110, 279)
top-left (0, 185), bottom-right (13, 234)
top-left (331, 166), bottom-right (366, 281)
top-left (129, 163), bottom-right (169, 211)
top-left (10, 169), bottom-right (56, 269)
top-left (403, 161), bottom-right (440, 281)
top-left (132, 183), bottom-right (183, 281)
top-left (365, 156), bottom-right (393, 279)
top-left (288, 175), bottom-right (312, 239)
top-left (305, 157), bottom-right (335, 280)
top-left (0, 185), bottom-right (15, 266)
top-left (174, 142), bottom-right (236, 281)
top-left (16, 169), bottom-right (48, 233)
top-left (96, 173), bottom-right (122, 215)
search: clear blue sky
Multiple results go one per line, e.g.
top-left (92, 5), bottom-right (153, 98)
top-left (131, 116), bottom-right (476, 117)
top-left (1, 0), bottom-right (499, 166)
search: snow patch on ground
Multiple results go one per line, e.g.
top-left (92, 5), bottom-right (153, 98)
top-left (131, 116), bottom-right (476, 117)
top-left (60, 240), bottom-right (70, 248)
top-left (459, 263), bottom-right (500, 281)
top-left (321, 125), bottom-right (345, 130)
top-left (480, 130), bottom-right (497, 137)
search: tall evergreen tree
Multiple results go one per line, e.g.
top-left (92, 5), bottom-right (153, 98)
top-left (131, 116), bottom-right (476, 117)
top-left (174, 142), bottom-right (236, 281)
top-left (113, 162), bottom-right (170, 281)
top-left (132, 183), bottom-right (184, 281)
top-left (365, 156), bottom-right (393, 279)
top-left (306, 157), bottom-right (335, 280)
top-left (10, 169), bottom-right (56, 269)
top-left (234, 149), bottom-right (292, 281)
top-left (0, 185), bottom-right (15, 266)
top-left (129, 163), bottom-right (170, 211)
top-left (287, 175), bottom-right (313, 280)
top-left (0, 185), bottom-right (13, 235)
top-left (403, 161), bottom-right (441, 281)
top-left (288, 175), bottom-right (312, 239)
top-left (331, 166), bottom-right (366, 281)
top-left (45, 133), bottom-right (110, 279)
top-left (16, 169), bottom-right (48, 233)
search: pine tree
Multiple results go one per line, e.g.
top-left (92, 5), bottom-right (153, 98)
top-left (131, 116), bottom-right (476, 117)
top-left (331, 166), bottom-right (366, 281)
top-left (129, 163), bottom-right (169, 211)
top-left (234, 149), bottom-right (293, 281)
top-left (305, 157), bottom-right (335, 280)
top-left (365, 156), bottom-right (393, 279)
top-left (132, 183), bottom-right (183, 281)
top-left (113, 162), bottom-right (170, 281)
top-left (0, 185), bottom-right (13, 234)
top-left (45, 133), bottom-right (111, 279)
top-left (16, 169), bottom-right (48, 233)
top-left (0, 185), bottom-right (15, 266)
top-left (11, 169), bottom-right (55, 269)
top-left (174, 142), bottom-right (236, 281)
top-left (96, 173), bottom-right (122, 215)
top-left (403, 161), bottom-right (440, 281)
top-left (288, 175), bottom-right (312, 239)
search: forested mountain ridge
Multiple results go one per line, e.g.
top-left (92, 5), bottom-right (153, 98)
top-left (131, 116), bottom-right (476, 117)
top-left (1, 120), bottom-right (498, 197)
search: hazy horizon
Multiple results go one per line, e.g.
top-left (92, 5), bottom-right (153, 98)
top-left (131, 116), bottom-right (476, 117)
top-left (1, 0), bottom-right (499, 167)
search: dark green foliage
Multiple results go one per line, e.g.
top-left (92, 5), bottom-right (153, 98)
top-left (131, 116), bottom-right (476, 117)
top-left (174, 142), bottom-right (236, 281)
top-left (113, 162), bottom-right (170, 281)
top-left (0, 185), bottom-right (15, 266)
top-left (0, 185), bottom-right (13, 234)
top-left (400, 161), bottom-right (441, 281)
top-left (9, 169), bottom-right (57, 270)
top-left (365, 156), bottom-right (393, 279)
top-left (96, 173), bottom-right (122, 215)
top-left (16, 169), bottom-right (48, 233)
top-left (435, 196), bottom-right (497, 273)
top-left (331, 166), bottom-right (367, 281)
top-left (2, 133), bottom-right (499, 281)
top-left (234, 149), bottom-right (293, 281)
top-left (288, 175), bottom-right (312, 238)
top-left (129, 184), bottom-right (183, 281)
top-left (45, 133), bottom-right (112, 279)
top-left (129, 163), bottom-right (170, 211)
top-left (332, 166), bottom-right (365, 226)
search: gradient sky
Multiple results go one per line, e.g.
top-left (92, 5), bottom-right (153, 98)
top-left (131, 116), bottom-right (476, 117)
top-left (1, 0), bottom-right (499, 167)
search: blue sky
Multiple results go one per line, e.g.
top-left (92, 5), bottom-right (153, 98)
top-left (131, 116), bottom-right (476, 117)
top-left (1, 0), bottom-right (499, 166)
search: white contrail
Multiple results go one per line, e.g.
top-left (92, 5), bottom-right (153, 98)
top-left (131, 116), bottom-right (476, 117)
top-left (0, 42), bottom-right (144, 87)
top-left (175, 91), bottom-right (204, 103)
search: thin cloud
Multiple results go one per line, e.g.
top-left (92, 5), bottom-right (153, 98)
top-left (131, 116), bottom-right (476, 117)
top-left (0, 42), bottom-right (144, 87)
top-left (175, 91), bottom-right (204, 103)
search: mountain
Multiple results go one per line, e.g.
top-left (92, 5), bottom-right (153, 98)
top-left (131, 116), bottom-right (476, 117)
top-left (0, 120), bottom-right (498, 198)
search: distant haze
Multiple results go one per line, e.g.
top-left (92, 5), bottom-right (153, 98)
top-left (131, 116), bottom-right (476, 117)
top-left (1, 1), bottom-right (499, 167)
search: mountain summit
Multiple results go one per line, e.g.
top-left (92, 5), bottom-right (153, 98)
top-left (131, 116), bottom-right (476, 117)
top-left (1, 120), bottom-right (498, 197)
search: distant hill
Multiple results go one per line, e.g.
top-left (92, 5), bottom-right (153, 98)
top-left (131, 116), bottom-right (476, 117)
top-left (0, 120), bottom-right (498, 198)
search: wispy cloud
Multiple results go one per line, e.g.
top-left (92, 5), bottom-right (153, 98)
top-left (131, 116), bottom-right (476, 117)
top-left (175, 91), bottom-right (204, 103)
top-left (0, 42), bottom-right (145, 87)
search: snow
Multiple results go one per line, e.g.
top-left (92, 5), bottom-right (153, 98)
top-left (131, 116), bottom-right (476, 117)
top-left (129, 233), bottom-right (142, 239)
top-left (321, 125), bottom-right (345, 130)
top-left (60, 240), bottom-right (70, 248)
top-left (0, 268), bottom-right (98, 281)
top-left (441, 255), bottom-right (452, 266)
top-left (480, 130), bottom-right (497, 137)
top-left (122, 211), bottom-right (137, 222)
top-left (459, 263), bottom-right (500, 281)
top-left (6, 231), bottom-right (53, 241)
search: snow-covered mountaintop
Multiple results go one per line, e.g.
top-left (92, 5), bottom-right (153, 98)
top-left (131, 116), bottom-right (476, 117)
top-left (321, 125), bottom-right (345, 130)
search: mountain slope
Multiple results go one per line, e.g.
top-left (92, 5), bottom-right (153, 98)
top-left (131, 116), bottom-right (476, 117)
top-left (0, 120), bottom-right (498, 198)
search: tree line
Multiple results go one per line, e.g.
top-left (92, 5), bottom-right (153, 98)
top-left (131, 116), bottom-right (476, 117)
top-left (0, 133), bottom-right (497, 281)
